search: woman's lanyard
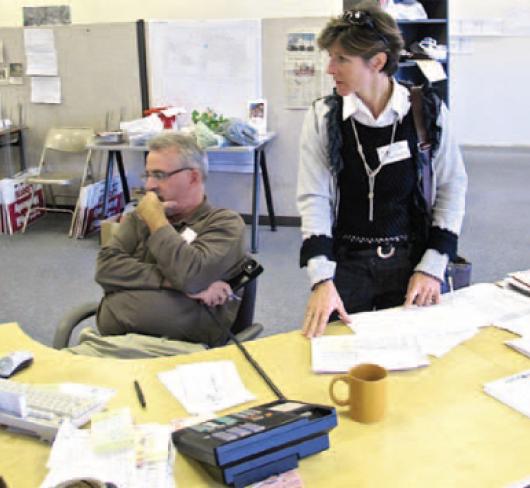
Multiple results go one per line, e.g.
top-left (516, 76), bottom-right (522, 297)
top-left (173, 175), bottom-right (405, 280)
top-left (350, 117), bottom-right (399, 222)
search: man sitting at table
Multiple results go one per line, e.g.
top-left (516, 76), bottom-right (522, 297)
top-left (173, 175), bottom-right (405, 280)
top-left (95, 133), bottom-right (246, 347)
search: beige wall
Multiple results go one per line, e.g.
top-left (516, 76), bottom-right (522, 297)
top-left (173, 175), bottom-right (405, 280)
top-left (0, 0), bottom-right (341, 26)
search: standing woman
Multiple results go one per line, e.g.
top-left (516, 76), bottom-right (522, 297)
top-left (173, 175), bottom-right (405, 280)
top-left (297, 2), bottom-right (467, 337)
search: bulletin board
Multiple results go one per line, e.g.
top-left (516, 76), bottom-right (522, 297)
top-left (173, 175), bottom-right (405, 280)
top-left (0, 22), bottom-right (142, 169)
top-left (146, 19), bottom-right (262, 121)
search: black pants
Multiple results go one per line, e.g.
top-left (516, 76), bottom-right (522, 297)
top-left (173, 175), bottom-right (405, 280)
top-left (331, 245), bottom-right (413, 319)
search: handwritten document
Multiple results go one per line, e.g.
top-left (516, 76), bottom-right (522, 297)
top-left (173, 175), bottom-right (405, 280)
top-left (158, 360), bottom-right (255, 414)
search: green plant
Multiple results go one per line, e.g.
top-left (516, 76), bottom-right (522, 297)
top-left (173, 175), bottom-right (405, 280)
top-left (191, 108), bottom-right (227, 133)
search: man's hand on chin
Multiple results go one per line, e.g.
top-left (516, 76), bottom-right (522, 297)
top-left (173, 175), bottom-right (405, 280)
top-left (136, 191), bottom-right (170, 233)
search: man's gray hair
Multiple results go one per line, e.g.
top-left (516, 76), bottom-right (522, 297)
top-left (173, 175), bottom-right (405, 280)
top-left (148, 132), bottom-right (209, 179)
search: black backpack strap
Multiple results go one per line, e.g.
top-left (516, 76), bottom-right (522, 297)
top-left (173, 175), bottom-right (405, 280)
top-left (410, 86), bottom-right (433, 215)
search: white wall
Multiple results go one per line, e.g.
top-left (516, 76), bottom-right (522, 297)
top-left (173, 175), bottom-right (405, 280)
top-left (2, 0), bottom-right (529, 218)
top-left (449, 0), bottom-right (530, 145)
top-left (0, 0), bottom-right (342, 26)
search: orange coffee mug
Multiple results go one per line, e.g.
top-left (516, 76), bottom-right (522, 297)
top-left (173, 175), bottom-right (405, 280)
top-left (329, 363), bottom-right (388, 423)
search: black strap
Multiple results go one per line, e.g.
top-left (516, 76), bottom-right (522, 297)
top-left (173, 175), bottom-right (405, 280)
top-left (410, 86), bottom-right (433, 214)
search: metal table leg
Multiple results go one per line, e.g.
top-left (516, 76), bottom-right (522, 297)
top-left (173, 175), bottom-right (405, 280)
top-left (101, 151), bottom-right (114, 218)
top-left (115, 150), bottom-right (130, 204)
top-left (259, 148), bottom-right (276, 232)
top-left (251, 147), bottom-right (261, 254)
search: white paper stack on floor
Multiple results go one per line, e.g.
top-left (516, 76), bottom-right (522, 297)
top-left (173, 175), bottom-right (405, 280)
top-left (158, 360), bottom-right (255, 414)
top-left (484, 370), bottom-right (530, 418)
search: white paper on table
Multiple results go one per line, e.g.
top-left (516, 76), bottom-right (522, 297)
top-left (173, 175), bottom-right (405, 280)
top-left (506, 277), bottom-right (530, 297)
top-left (495, 314), bottom-right (530, 336)
top-left (56, 382), bottom-right (116, 404)
top-left (348, 284), bottom-right (530, 358)
top-left (348, 303), bottom-right (479, 358)
top-left (311, 335), bottom-right (429, 373)
top-left (505, 337), bottom-right (530, 359)
top-left (31, 76), bottom-right (61, 104)
top-left (452, 283), bottom-right (530, 325)
top-left (120, 114), bottom-right (163, 133)
top-left (504, 475), bottom-right (530, 488)
top-left (484, 369), bottom-right (530, 419)
top-left (26, 51), bottom-right (58, 76)
top-left (42, 421), bottom-right (175, 488)
top-left (41, 421), bottom-right (137, 488)
top-left (509, 270), bottom-right (530, 288)
top-left (158, 360), bottom-right (255, 414)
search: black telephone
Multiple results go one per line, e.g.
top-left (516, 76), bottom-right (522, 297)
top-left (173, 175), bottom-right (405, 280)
top-left (226, 258), bottom-right (264, 292)
top-left (179, 257), bottom-right (337, 487)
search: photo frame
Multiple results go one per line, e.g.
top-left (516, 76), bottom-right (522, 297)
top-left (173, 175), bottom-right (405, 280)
top-left (247, 99), bottom-right (267, 135)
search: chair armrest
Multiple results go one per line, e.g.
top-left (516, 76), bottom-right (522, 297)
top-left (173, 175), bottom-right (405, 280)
top-left (53, 301), bottom-right (100, 349)
top-left (230, 323), bottom-right (264, 344)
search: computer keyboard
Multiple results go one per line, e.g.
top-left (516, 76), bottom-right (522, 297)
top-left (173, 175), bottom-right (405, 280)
top-left (0, 378), bottom-right (108, 442)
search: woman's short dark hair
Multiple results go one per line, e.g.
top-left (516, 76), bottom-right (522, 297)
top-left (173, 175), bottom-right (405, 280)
top-left (318, 1), bottom-right (404, 76)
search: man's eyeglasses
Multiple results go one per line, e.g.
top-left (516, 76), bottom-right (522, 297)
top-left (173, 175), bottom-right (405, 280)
top-left (342, 10), bottom-right (390, 48)
top-left (141, 167), bottom-right (193, 182)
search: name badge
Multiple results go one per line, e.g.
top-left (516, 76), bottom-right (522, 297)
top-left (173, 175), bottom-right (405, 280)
top-left (377, 140), bottom-right (411, 166)
top-left (181, 227), bottom-right (197, 244)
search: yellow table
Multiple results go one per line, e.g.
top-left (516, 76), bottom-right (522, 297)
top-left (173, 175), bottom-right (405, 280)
top-left (1, 322), bottom-right (529, 488)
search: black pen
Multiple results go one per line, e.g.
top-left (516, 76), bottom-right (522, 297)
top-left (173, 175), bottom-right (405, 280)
top-left (134, 380), bottom-right (146, 409)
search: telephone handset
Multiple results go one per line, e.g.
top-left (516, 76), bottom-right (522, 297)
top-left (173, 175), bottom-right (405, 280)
top-left (226, 259), bottom-right (264, 292)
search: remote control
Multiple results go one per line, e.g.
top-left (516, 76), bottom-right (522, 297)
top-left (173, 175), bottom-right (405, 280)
top-left (0, 351), bottom-right (34, 378)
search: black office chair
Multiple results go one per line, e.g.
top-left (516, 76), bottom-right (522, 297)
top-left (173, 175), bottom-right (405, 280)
top-left (52, 260), bottom-right (264, 351)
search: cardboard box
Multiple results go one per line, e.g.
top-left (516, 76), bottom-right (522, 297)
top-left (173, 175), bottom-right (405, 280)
top-left (100, 217), bottom-right (120, 246)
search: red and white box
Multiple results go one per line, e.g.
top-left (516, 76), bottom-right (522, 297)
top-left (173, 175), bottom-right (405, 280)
top-left (0, 173), bottom-right (45, 234)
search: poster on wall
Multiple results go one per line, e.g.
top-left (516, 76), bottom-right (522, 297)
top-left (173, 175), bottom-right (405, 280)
top-left (284, 30), bottom-right (326, 109)
top-left (24, 28), bottom-right (58, 76)
top-left (8, 63), bottom-right (24, 85)
top-left (31, 76), bottom-right (61, 104)
top-left (23, 6), bottom-right (71, 27)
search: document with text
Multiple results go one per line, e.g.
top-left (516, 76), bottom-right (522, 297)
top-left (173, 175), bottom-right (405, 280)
top-left (311, 335), bottom-right (429, 373)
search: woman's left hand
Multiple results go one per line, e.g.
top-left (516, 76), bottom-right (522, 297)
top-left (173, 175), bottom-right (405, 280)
top-left (404, 272), bottom-right (441, 307)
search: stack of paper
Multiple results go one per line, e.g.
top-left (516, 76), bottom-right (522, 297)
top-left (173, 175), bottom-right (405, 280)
top-left (506, 270), bottom-right (530, 297)
top-left (40, 418), bottom-right (175, 488)
top-left (484, 370), bottom-right (530, 418)
top-left (348, 284), bottom-right (530, 358)
top-left (348, 300), bottom-right (482, 358)
top-left (158, 360), bottom-right (255, 414)
top-left (310, 283), bottom-right (530, 374)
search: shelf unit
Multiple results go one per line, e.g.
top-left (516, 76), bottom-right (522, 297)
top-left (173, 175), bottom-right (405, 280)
top-left (396, 0), bottom-right (448, 103)
top-left (343, 0), bottom-right (449, 103)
